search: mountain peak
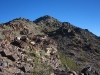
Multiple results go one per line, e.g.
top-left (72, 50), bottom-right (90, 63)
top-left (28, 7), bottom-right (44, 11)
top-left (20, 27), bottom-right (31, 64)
top-left (33, 15), bottom-right (59, 24)
top-left (42, 15), bottom-right (53, 19)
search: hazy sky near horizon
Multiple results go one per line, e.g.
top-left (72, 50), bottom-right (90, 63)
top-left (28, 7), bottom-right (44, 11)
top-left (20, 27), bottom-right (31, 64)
top-left (0, 0), bottom-right (100, 36)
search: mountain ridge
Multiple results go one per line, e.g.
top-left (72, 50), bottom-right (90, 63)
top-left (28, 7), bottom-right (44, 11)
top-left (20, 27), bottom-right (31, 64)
top-left (0, 15), bottom-right (99, 37)
top-left (0, 15), bottom-right (100, 75)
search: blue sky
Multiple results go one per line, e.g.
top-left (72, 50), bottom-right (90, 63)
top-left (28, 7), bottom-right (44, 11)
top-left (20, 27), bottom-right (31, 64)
top-left (0, 0), bottom-right (100, 36)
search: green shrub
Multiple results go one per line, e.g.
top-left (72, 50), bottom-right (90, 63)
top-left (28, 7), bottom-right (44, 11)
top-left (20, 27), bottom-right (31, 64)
top-left (80, 56), bottom-right (88, 62)
top-left (3, 25), bottom-right (10, 30)
top-left (33, 62), bottom-right (53, 75)
top-left (0, 32), bottom-right (5, 39)
top-left (39, 50), bottom-right (46, 56)
top-left (57, 35), bottom-right (62, 39)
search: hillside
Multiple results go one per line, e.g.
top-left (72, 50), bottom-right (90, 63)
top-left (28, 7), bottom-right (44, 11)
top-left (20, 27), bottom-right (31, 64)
top-left (0, 15), bottom-right (100, 75)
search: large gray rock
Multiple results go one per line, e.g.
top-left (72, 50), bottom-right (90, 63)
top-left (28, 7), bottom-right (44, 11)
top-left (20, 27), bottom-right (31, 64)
top-left (2, 49), bottom-right (12, 56)
top-left (8, 54), bottom-right (19, 61)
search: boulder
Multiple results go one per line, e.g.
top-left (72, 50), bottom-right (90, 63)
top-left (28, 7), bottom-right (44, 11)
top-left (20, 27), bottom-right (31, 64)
top-left (68, 28), bottom-right (72, 33)
top-left (2, 49), bottom-right (12, 56)
top-left (20, 36), bottom-right (27, 42)
top-left (20, 64), bottom-right (33, 73)
top-left (11, 37), bottom-right (28, 49)
top-left (20, 41), bottom-right (28, 49)
top-left (45, 49), bottom-right (51, 56)
top-left (0, 66), bottom-right (4, 72)
top-left (0, 59), bottom-right (8, 70)
top-left (1, 60), bottom-right (8, 67)
top-left (81, 67), bottom-right (100, 75)
top-left (8, 54), bottom-right (19, 61)
top-left (20, 28), bottom-right (29, 35)
top-left (15, 61), bottom-right (22, 68)
top-left (30, 41), bottom-right (35, 45)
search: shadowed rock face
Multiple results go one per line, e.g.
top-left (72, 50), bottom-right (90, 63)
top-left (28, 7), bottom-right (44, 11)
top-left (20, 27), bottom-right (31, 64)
top-left (0, 15), bottom-right (100, 75)
top-left (81, 67), bottom-right (100, 75)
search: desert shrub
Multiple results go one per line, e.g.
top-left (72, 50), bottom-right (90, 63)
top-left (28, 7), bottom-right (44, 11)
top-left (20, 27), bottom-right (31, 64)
top-left (0, 32), bottom-right (5, 39)
top-left (3, 25), bottom-right (10, 30)
top-left (80, 56), bottom-right (88, 62)
top-left (57, 35), bottom-right (62, 39)
top-left (33, 60), bottom-right (53, 75)
top-left (20, 28), bottom-right (29, 35)
top-left (39, 50), bottom-right (46, 56)
top-left (52, 31), bottom-right (56, 34)
top-left (12, 31), bottom-right (20, 36)
top-left (72, 41), bottom-right (77, 46)
top-left (39, 32), bottom-right (45, 36)
top-left (78, 48), bottom-right (83, 51)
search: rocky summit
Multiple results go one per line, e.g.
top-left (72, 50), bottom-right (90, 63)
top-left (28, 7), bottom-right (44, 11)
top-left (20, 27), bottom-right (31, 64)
top-left (0, 15), bottom-right (100, 75)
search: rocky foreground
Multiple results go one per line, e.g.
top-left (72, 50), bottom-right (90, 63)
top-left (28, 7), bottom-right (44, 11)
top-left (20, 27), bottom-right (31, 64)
top-left (0, 15), bottom-right (100, 75)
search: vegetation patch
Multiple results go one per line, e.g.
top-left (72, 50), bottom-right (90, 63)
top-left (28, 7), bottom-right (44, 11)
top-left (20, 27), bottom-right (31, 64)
top-left (0, 32), bottom-right (5, 39)
top-left (58, 50), bottom-right (80, 71)
top-left (79, 56), bottom-right (88, 62)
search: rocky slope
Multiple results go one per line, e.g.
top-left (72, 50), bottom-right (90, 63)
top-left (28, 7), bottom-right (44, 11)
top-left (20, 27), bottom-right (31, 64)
top-left (0, 15), bottom-right (99, 75)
